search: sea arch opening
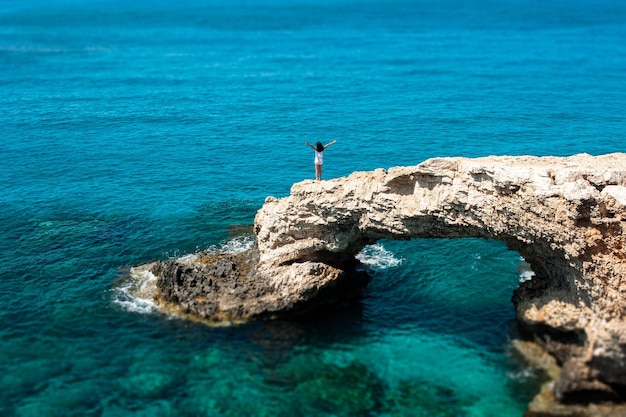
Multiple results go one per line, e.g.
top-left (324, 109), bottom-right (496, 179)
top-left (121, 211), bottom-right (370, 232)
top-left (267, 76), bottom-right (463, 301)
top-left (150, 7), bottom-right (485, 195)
top-left (354, 237), bottom-right (529, 332)
top-left (344, 237), bottom-right (545, 410)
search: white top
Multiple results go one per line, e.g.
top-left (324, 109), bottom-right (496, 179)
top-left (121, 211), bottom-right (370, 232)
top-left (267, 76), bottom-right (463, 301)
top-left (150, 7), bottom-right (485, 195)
top-left (314, 150), bottom-right (323, 165)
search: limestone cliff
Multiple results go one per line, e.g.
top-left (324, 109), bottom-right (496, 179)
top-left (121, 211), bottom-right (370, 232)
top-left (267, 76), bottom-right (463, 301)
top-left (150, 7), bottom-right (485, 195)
top-left (150, 153), bottom-right (626, 414)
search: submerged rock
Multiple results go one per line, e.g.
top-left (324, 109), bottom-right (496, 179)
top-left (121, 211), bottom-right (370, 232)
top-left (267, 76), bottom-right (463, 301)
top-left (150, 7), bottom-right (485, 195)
top-left (288, 361), bottom-right (386, 416)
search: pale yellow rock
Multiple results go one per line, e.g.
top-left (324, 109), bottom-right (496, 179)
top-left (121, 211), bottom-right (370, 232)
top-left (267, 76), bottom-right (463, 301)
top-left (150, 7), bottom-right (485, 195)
top-left (253, 153), bottom-right (626, 413)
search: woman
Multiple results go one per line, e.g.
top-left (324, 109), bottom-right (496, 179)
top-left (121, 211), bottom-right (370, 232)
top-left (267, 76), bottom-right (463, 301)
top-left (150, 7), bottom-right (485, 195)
top-left (305, 140), bottom-right (336, 180)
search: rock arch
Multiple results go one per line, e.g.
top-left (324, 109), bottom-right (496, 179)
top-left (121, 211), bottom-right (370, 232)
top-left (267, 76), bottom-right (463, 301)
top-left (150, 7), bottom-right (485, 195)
top-left (252, 154), bottom-right (626, 411)
top-left (152, 153), bottom-right (626, 414)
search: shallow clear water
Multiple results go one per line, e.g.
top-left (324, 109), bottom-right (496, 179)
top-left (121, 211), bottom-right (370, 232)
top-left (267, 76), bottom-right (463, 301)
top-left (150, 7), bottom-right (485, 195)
top-left (1, 0), bottom-right (625, 415)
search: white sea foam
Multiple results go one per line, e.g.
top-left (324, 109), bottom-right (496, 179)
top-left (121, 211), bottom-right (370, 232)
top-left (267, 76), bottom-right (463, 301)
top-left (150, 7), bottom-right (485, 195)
top-left (517, 256), bottom-right (535, 284)
top-left (507, 367), bottom-right (540, 382)
top-left (356, 243), bottom-right (404, 270)
top-left (112, 265), bottom-right (158, 315)
top-left (177, 253), bottom-right (198, 265)
top-left (204, 234), bottom-right (255, 254)
top-left (517, 258), bottom-right (536, 283)
top-left (519, 270), bottom-right (536, 283)
top-left (113, 235), bottom-right (255, 315)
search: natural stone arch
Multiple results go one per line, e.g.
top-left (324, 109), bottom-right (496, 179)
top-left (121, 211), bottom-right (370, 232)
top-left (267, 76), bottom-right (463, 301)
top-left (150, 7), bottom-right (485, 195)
top-left (252, 154), bottom-right (626, 411)
top-left (255, 155), bottom-right (625, 317)
top-left (151, 153), bottom-right (626, 415)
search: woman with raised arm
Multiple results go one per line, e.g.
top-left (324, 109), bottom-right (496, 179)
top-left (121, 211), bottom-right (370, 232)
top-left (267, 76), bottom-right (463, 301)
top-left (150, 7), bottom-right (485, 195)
top-left (305, 140), bottom-right (336, 181)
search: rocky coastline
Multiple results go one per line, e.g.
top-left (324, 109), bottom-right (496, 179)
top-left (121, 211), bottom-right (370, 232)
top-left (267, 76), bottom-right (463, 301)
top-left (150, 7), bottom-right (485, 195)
top-left (149, 246), bottom-right (371, 324)
top-left (144, 153), bottom-right (626, 416)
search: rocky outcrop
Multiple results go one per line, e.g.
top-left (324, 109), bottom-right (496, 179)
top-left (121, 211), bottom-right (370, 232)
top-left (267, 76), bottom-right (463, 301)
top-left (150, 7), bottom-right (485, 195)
top-left (151, 153), bottom-right (626, 414)
top-left (150, 247), bottom-right (370, 323)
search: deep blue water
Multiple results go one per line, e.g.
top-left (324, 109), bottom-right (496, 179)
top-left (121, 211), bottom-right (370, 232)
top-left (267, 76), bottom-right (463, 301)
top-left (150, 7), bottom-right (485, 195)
top-left (1, 0), bottom-right (625, 415)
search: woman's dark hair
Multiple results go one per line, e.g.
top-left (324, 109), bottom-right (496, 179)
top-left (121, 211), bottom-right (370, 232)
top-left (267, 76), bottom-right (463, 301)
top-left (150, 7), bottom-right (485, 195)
top-left (316, 142), bottom-right (324, 152)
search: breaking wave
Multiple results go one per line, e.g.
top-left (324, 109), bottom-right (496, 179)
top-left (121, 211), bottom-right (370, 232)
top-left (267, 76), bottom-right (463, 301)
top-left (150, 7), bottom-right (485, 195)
top-left (112, 235), bottom-right (255, 314)
top-left (111, 265), bottom-right (159, 315)
top-left (356, 243), bottom-right (404, 271)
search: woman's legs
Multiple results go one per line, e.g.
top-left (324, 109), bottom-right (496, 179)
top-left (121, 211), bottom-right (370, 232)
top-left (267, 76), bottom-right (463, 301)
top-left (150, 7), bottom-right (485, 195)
top-left (315, 163), bottom-right (322, 180)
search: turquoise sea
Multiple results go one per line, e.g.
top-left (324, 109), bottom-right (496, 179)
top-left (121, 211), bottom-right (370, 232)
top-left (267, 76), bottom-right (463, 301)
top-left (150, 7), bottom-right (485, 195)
top-left (1, 0), bottom-right (625, 416)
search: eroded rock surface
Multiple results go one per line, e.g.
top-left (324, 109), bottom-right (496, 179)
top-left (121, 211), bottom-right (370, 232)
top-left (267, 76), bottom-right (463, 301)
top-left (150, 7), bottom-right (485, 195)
top-left (151, 153), bottom-right (626, 413)
top-left (150, 243), bottom-right (370, 324)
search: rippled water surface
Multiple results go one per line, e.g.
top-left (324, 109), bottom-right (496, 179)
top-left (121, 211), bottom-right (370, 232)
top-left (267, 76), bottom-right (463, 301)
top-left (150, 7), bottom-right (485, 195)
top-left (1, 0), bottom-right (625, 415)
